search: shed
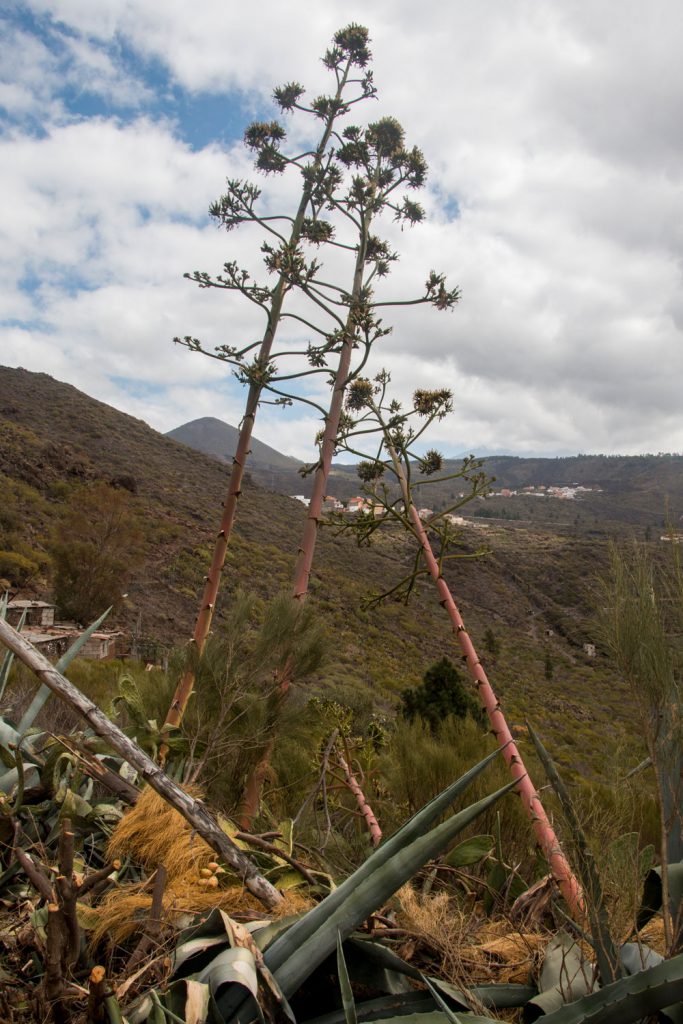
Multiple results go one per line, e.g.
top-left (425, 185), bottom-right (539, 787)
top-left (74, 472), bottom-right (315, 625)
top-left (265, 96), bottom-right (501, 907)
top-left (22, 629), bottom-right (73, 659)
top-left (80, 631), bottom-right (124, 660)
top-left (7, 600), bottom-right (57, 628)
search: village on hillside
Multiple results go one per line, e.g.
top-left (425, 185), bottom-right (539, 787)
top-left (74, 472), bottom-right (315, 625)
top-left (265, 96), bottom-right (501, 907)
top-left (290, 493), bottom-right (493, 528)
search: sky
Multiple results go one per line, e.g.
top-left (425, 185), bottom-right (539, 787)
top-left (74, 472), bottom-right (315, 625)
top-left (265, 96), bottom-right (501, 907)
top-left (1, 1), bottom-right (683, 461)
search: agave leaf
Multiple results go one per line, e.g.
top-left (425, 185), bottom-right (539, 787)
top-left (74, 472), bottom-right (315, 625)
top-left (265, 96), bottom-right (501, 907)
top-left (308, 1012), bottom-right (498, 1024)
top-left (248, 914), bottom-right (303, 951)
top-left (277, 818), bottom-right (295, 857)
top-left (530, 949), bottom-right (683, 1024)
top-left (0, 607), bottom-right (26, 701)
top-left (444, 835), bottom-right (494, 868)
top-left (265, 748), bottom-right (501, 978)
top-left (183, 979), bottom-right (212, 1024)
top-left (265, 779), bottom-right (516, 1001)
top-left (266, 866), bottom-right (309, 891)
top-left (337, 933), bottom-right (358, 1024)
top-left (421, 975), bottom-right (466, 1023)
top-left (636, 861), bottom-right (683, 940)
top-left (524, 932), bottom-right (597, 1021)
top-left (300, 991), bottom-right (436, 1024)
top-left (0, 764), bottom-right (40, 802)
top-left (197, 947), bottom-right (265, 1023)
top-left (163, 978), bottom-right (212, 1024)
top-left (174, 935), bottom-right (232, 976)
top-left (0, 717), bottom-right (21, 750)
top-left (620, 941), bottom-right (663, 974)
top-left (17, 606), bottom-right (112, 734)
top-left (346, 936), bottom-right (423, 983)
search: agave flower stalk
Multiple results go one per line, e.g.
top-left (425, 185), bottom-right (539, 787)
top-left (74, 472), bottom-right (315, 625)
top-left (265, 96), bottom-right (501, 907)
top-left (237, 118), bottom-right (460, 825)
top-left (336, 742), bottom-right (382, 847)
top-left (367, 399), bottom-right (581, 917)
top-left (162, 26), bottom-right (375, 740)
top-left (407, 489), bottom-right (582, 916)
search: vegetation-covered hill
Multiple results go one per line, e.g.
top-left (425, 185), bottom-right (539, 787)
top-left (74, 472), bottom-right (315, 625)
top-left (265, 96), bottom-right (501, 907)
top-left (0, 364), bottom-right (651, 776)
top-left (169, 413), bottom-right (683, 536)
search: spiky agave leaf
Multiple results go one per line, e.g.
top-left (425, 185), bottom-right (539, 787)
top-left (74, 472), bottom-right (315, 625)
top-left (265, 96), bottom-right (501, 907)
top-left (525, 949), bottom-right (683, 1024)
top-left (262, 778), bottom-right (517, 1000)
top-left (16, 605), bottom-right (112, 734)
top-left (264, 747), bottom-right (501, 975)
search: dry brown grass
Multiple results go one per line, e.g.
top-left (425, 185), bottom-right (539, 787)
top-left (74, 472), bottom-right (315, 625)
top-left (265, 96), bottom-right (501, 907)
top-left (91, 786), bottom-right (311, 949)
top-left (396, 885), bottom-right (549, 987)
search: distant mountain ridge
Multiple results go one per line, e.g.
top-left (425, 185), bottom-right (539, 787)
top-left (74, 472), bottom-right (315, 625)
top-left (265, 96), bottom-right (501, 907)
top-left (165, 414), bottom-right (683, 525)
top-left (166, 417), bottom-right (302, 471)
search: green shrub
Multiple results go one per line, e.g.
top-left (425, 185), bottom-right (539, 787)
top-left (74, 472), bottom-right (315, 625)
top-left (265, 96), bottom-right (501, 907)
top-left (401, 656), bottom-right (483, 731)
top-left (0, 549), bottom-right (39, 584)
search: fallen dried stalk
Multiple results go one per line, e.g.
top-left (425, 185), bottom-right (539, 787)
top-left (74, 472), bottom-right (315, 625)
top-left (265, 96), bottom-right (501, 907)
top-left (0, 617), bottom-right (283, 910)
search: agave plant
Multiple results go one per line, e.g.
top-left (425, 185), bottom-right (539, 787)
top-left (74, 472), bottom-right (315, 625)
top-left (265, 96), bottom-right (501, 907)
top-left (0, 606), bottom-right (112, 798)
top-left (122, 749), bottom-right (515, 1022)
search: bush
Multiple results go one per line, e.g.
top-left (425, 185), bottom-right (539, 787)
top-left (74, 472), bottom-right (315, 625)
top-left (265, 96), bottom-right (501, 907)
top-left (50, 481), bottom-right (145, 623)
top-left (0, 549), bottom-right (39, 585)
top-left (401, 656), bottom-right (483, 731)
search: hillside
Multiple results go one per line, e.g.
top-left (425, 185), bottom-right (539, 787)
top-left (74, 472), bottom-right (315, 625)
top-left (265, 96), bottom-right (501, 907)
top-left (0, 365), bottom-right (649, 778)
top-left (166, 416), bottom-right (302, 472)
top-left (168, 414), bottom-right (683, 535)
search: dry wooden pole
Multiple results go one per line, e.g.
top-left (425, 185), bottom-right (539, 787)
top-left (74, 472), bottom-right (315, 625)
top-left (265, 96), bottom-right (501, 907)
top-left (0, 617), bottom-right (283, 910)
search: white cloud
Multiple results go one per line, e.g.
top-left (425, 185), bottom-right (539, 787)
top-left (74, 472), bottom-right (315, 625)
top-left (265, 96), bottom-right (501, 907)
top-left (2, 0), bottom-right (682, 457)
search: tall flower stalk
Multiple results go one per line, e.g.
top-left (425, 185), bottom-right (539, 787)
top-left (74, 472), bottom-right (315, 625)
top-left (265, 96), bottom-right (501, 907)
top-left (162, 26), bottom-right (375, 740)
top-left (237, 120), bottom-right (459, 824)
top-left (333, 377), bottom-right (583, 917)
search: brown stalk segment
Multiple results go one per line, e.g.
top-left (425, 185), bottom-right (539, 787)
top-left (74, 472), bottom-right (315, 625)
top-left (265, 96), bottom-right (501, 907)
top-left (162, 58), bottom-right (355, 740)
top-left (238, 233), bottom-right (370, 828)
top-left (12, 821), bottom-right (54, 902)
top-left (388, 443), bottom-right (583, 919)
top-left (74, 744), bottom-right (140, 804)
top-left (56, 819), bottom-right (79, 963)
top-left (79, 860), bottom-right (122, 896)
top-left (55, 875), bottom-right (79, 965)
top-left (44, 903), bottom-right (67, 1024)
top-left (234, 832), bottom-right (318, 886)
top-left (0, 617), bottom-right (283, 910)
top-left (87, 966), bottom-right (107, 1024)
top-left (291, 246), bottom-right (368, 603)
top-left (127, 864), bottom-right (168, 970)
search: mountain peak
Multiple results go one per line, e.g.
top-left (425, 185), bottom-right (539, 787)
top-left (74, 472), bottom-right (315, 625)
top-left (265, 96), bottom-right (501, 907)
top-left (166, 417), bottom-right (302, 471)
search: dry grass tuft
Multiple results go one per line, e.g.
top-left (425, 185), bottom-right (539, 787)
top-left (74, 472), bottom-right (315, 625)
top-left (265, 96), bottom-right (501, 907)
top-left (107, 785), bottom-right (215, 879)
top-left (91, 786), bottom-right (311, 949)
top-left (396, 885), bottom-right (549, 987)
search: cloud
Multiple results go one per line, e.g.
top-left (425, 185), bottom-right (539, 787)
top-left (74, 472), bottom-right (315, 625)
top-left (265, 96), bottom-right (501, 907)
top-left (1, 0), bottom-right (682, 458)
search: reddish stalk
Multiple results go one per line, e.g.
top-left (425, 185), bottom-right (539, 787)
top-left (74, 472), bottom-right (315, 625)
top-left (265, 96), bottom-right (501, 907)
top-left (291, 285), bottom-right (365, 601)
top-left (162, 60), bottom-right (355, 742)
top-left (237, 221), bottom-right (370, 828)
top-left (336, 746), bottom-right (382, 847)
top-left (387, 442), bottom-right (583, 918)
